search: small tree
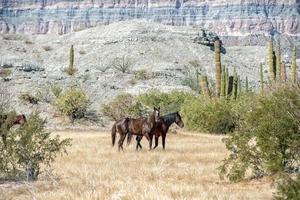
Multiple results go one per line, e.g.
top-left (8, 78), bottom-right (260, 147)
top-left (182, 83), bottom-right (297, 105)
top-left (0, 112), bottom-right (71, 180)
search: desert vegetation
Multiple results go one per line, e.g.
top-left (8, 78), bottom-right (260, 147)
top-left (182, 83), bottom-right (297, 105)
top-left (0, 24), bottom-right (299, 199)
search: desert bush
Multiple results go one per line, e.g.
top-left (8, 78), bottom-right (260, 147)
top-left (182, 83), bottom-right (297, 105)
top-left (101, 93), bottom-right (145, 121)
top-left (134, 69), bottom-right (150, 80)
top-left (181, 97), bottom-right (235, 134)
top-left (42, 46), bottom-right (52, 51)
top-left (0, 112), bottom-right (71, 181)
top-left (19, 92), bottom-right (39, 104)
top-left (274, 174), bottom-right (300, 200)
top-left (0, 69), bottom-right (12, 78)
top-left (138, 90), bottom-right (193, 115)
top-left (0, 84), bottom-right (10, 112)
top-left (79, 50), bottom-right (86, 55)
top-left (24, 40), bottom-right (34, 45)
top-left (219, 86), bottom-right (300, 182)
top-left (182, 68), bottom-right (200, 92)
top-left (112, 56), bottom-right (132, 73)
top-left (50, 84), bottom-right (62, 98)
top-left (55, 88), bottom-right (90, 120)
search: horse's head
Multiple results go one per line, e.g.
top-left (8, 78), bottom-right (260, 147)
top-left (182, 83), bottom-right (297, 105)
top-left (153, 107), bottom-right (160, 122)
top-left (14, 114), bottom-right (27, 126)
top-left (175, 112), bottom-right (184, 128)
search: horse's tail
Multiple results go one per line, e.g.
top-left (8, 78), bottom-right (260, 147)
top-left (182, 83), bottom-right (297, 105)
top-left (111, 123), bottom-right (117, 146)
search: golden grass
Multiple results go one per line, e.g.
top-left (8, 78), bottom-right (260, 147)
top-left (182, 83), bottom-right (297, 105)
top-left (0, 131), bottom-right (274, 200)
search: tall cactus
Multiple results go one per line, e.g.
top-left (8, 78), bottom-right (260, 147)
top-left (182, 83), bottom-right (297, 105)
top-left (200, 75), bottom-right (210, 98)
top-left (69, 45), bottom-right (74, 69)
top-left (221, 66), bottom-right (226, 97)
top-left (260, 63), bottom-right (264, 92)
top-left (268, 38), bottom-right (275, 82)
top-left (237, 75), bottom-right (241, 95)
top-left (225, 68), bottom-right (229, 98)
top-left (281, 61), bottom-right (287, 83)
top-left (276, 41), bottom-right (281, 82)
top-left (232, 67), bottom-right (238, 99)
top-left (291, 46), bottom-right (297, 83)
top-left (245, 76), bottom-right (249, 93)
top-left (214, 39), bottom-right (222, 97)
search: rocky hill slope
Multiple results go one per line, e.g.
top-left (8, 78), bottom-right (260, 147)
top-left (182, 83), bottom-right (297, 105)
top-left (1, 0), bottom-right (299, 39)
top-left (1, 21), bottom-right (287, 129)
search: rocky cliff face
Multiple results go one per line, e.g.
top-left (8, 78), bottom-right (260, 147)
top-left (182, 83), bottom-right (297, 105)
top-left (0, 0), bottom-right (300, 37)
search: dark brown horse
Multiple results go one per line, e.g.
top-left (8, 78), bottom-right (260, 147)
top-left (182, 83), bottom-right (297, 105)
top-left (133, 112), bottom-right (184, 150)
top-left (0, 113), bottom-right (27, 146)
top-left (111, 107), bottom-right (160, 151)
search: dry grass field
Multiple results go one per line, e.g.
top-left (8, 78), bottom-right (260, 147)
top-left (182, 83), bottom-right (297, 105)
top-left (0, 131), bottom-right (274, 200)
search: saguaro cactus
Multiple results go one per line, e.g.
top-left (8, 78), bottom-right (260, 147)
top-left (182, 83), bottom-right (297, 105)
top-left (291, 46), bottom-right (297, 83)
top-left (214, 39), bottom-right (222, 97)
top-left (225, 68), bottom-right (229, 97)
top-left (232, 67), bottom-right (238, 99)
top-left (268, 38), bottom-right (275, 82)
top-left (200, 75), bottom-right (210, 98)
top-left (260, 63), bottom-right (264, 92)
top-left (276, 41), bottom-right (281, 82)
top-left (221, 66), bottom-right (226, 97)
top-left (69, 45), bottom-right (74, 69)
top-left (237, 75), bottom-right (241, 95)
top-left (281, 62), bottom-right (287, 83)
top-left (245, 76), bottom-right (249, 93)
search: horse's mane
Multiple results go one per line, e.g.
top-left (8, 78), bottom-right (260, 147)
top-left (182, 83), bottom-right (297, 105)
top-left (161, 112), bottom-right (178, 126)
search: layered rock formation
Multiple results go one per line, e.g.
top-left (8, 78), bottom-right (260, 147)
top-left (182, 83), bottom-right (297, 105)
top-left (0, 0), bottom-right (300, 37)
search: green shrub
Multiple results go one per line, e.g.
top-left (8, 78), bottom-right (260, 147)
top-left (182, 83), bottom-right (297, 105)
top-left (181, 97), bottom-right (235, 134)
top-left (55, 88), bottom-right (90, 120)
top-left (101, 93), bottom-right (145, 121)
top-left (219, 86), bottom-right (300, 182)
top-left (274, 174), bottom-right (300, 200)
top-left (138, 90), bottom-right (193, 115)
top-left (0, 112), bottom-right (71, 181)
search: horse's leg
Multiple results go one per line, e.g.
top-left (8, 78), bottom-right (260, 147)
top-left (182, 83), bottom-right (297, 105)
top-left (153, 136), bottom-right (159, 149)
top-left (136, 136), bottom-right (143, 151)
top-left (118, 132), bottom-right (127, 152)
top-left (162, 134), bottom-right (166, 150)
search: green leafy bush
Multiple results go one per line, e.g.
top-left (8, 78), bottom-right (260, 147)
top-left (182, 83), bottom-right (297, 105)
top-left (55, 88), bottom-right (90, 120)
top-left (101, 93), bottom-right (145, 121)
top-left (0, 112), bottom-right (71, 181)
top-left (138, 90), bottom-right (193, 115)
top-left (181, 97), bottom-right (235, 134)
top-left (274, 174), bottom-right (300, 200)
top-left (219, 86), bottom-right (300, 182)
